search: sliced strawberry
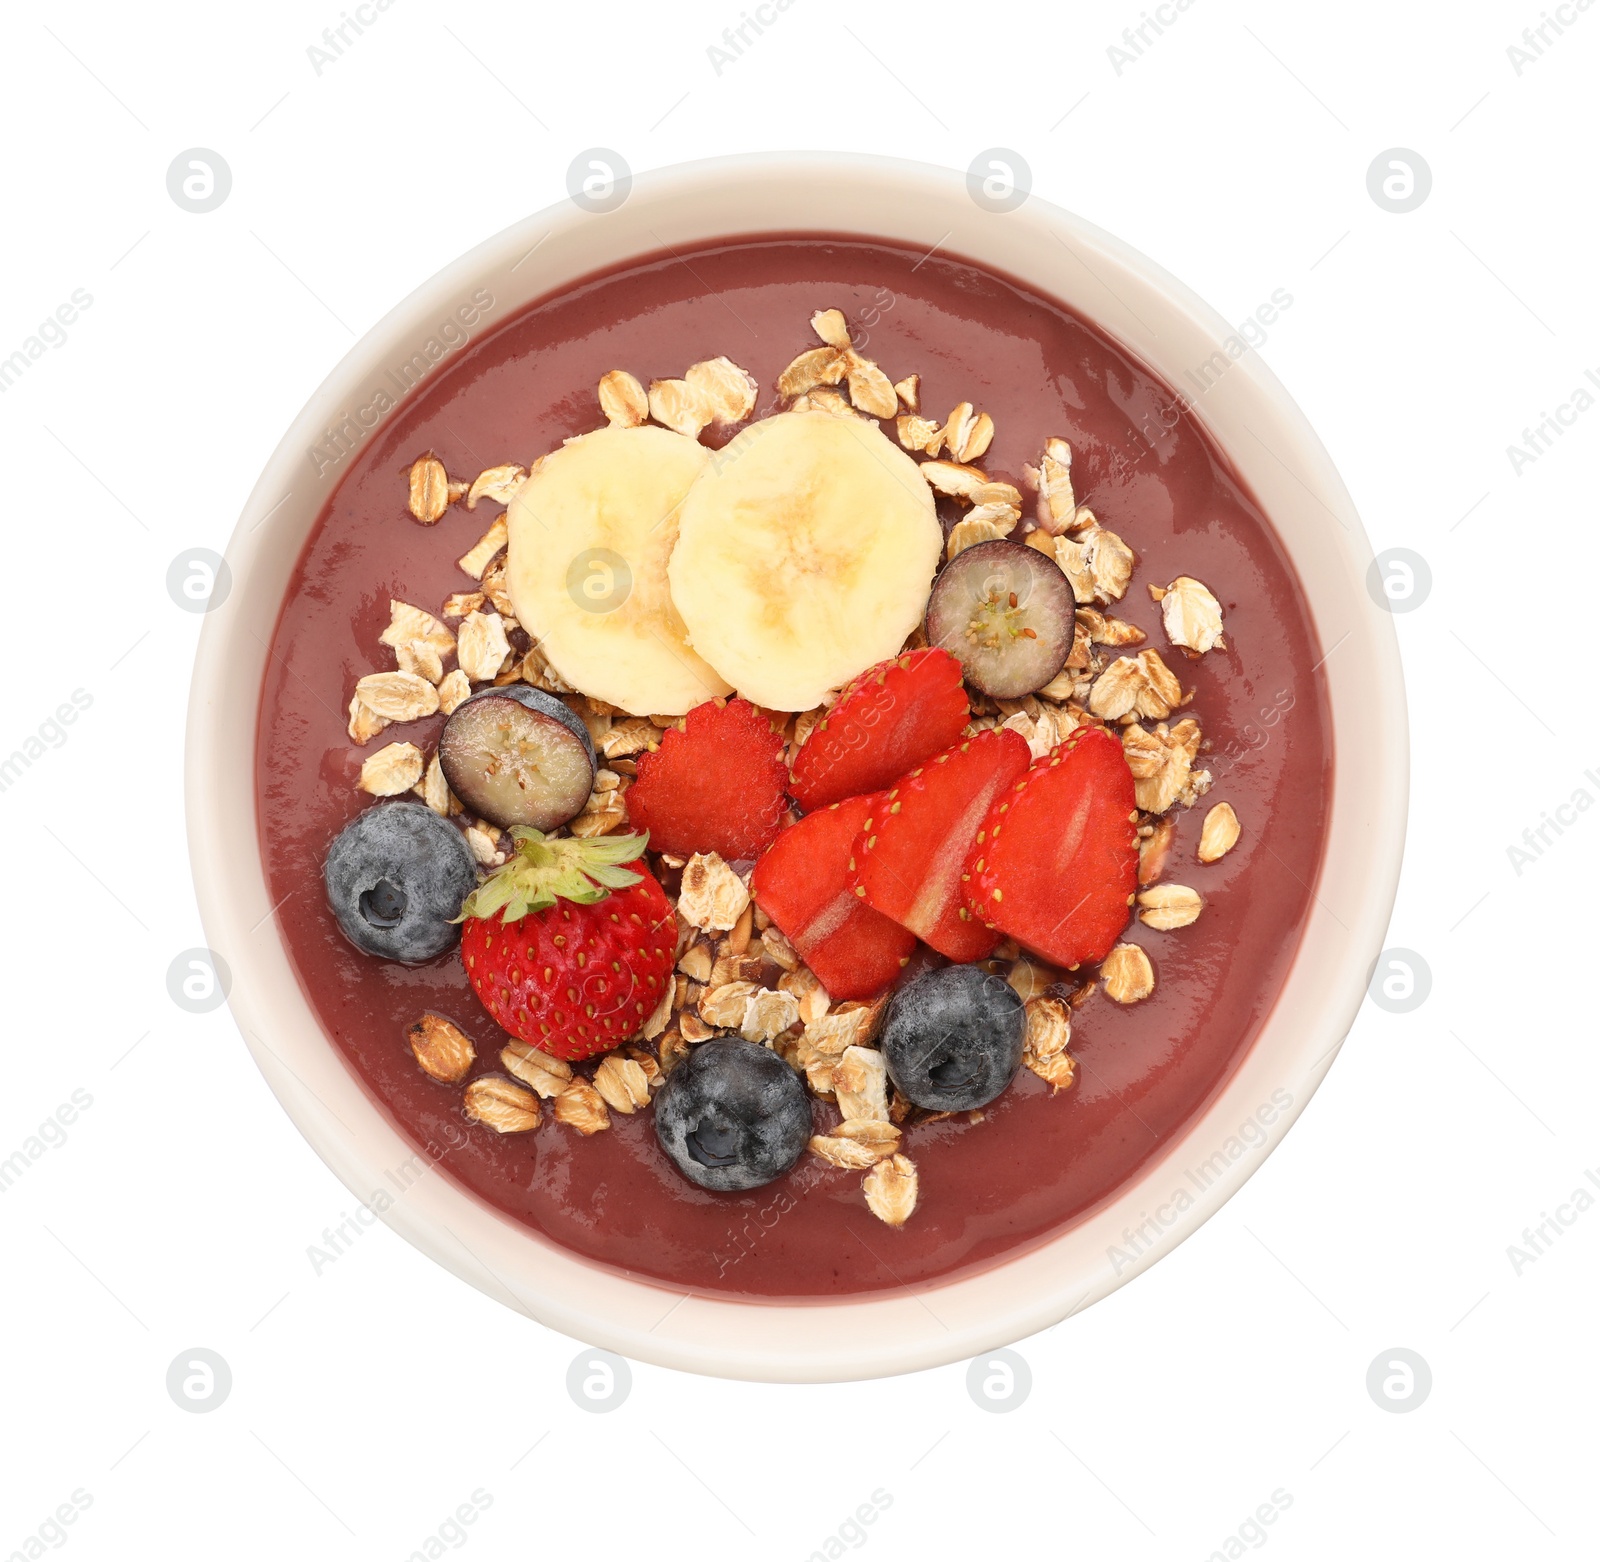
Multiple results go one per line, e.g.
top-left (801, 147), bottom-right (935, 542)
top-left (750, 793), bottom-right (916, 1001)
top-left (626, 697), bottom-right (790, 861)
top-left (961, 725), bottom-right (1137, 969)
top-left (788, 649), bottom-right (970, 813)
top-left (853, 728), bottom-right (1032, 961)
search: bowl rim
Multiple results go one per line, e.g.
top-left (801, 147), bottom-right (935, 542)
top-left (187, 150), bottom-right (1407, 1382)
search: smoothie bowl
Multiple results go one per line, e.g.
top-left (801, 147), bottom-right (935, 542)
top-left (189, 154), bottom-right (1405, 1381)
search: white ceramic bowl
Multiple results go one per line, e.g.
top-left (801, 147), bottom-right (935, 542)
top-left (187, 152), bottom-right (1406, 1382)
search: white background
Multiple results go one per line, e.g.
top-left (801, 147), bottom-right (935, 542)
top-left (2, 0), bottom-right (1595, 1557)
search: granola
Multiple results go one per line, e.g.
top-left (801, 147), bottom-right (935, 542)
top-left (466, 463), bottom-right (528, 510)
top-left (1055, 524), bottom-right (1135, 604)
top-left (598, 370), bottom-right (649, 428)
top-left (1158, 575), bottom-right (1226, 655)
top-left (463, 1075), bottom-right (540, 1133)
top-left (897, 413), bottom-right (944, 455)
top-left (1122, 719), bottom-right (1206, 814)
top-left (501, 1040), bottom-right (573, 1098)
top-left (1101, 944), bottom-right (1156, 1004)
top-left (1198, 802), bottom-right (1241, 862)
top-left (942, 402), bottom-right (996, 464)
top-left (455, 611), bottom-right (511, 681)
top-left (1137, 883), bottom-right (1204, 930)
top-left (1090, 649), bottom-right (1184, 723)
top-left (1138, 816), bottom-right (1176, 885)
top-left (1025, 437), bottom-right (1077, 534)
top-left (457, 518), bottom-right (508, 580)
top-left (406, 454), bottom-right (451, 524)
top-left (592, 1055), bottom-right (651, 1114)
top-left (355, 672), bottom-right (439, 724)
top-left (380, 601), bottom-right (455, 659)
top-left (741, 987), bottom-right (800, 1043)
top-left (436, 669), bottom-right (472, 716)
top-left (833, 1046), bottom-right (890, 1123)
top-left (677, 852), bottom-right (750, 932)
top-left (862, 1153), bottom-right (918, 1227)
top-left (359, 742), bottom-right (424, 796)
top-left (553, 1078), bottom-right (610, 1135)
top-left (811, 1119), bottom-right (902, 1169)
top-left (649, 357), bottom-right (758, 438)
top-left (407, 1013), bottom-right (476, 1084)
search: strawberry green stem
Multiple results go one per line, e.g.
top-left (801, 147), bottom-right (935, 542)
top-left (455, 828), bottom-right (649, 924)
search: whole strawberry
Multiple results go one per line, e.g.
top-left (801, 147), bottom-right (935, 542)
top-left (456, 829), bottom-right (674, 1062)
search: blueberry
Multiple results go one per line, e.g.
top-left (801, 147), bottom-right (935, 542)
top-left (654, 1038), bottom-right (812, 1192)
top-left (323, 802), bottom-right (478, 964)
top-left (880, 964), bottom-right (1025, 1112)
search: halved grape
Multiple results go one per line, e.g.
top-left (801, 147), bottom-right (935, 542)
top-left (924, 539), bottom-right (1075, 698)
top-left (437, 687), bottom-right (596, 830)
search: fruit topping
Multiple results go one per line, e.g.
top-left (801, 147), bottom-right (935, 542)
top-left (962, 725), bottom-right (1138, 969)
top-left (924, 538), bottom-right (1076, 698)
top-left (668, 412), bottom-right (943, 711)
top-left (625, 697), bottom-right (790, 860)
top-left (457, 830), bottom-right (675, 1062)
top-left (437, 686), bottom-right (597, 831)
top-left (654, 1037), bottom-right (812, 1191)
top-left (788, 649), bottom-right (970, 813)
top-left (879, 965), bottom-right (1026, 1112)
top-left (323, 801), bottom-right (478, 964)
top-left (852, 728), bottom-right (1032, 962)
top-left (750, 794), bottom-right (916, 1002)
top-left (506, 424), bottom-right (730, 715)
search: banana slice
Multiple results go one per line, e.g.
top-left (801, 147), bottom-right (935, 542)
top-left (506, 425), bottom-right (732, 716)
top-left (669, 412), bottom-right (942, 711)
